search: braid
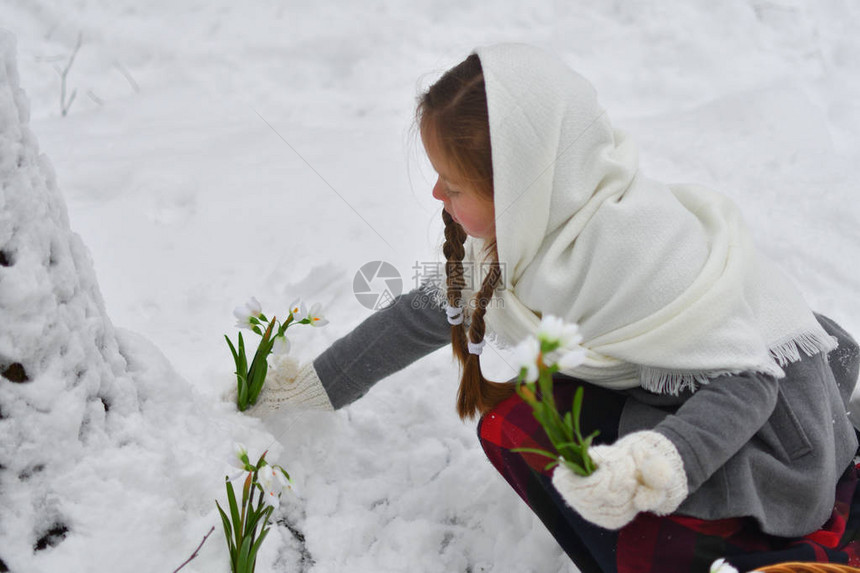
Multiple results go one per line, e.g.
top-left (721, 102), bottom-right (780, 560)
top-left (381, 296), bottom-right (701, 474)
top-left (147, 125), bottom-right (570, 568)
top-left (442, 211), bottom-right (514, 419)
top-left (442, 209), bottom-right (471, 368)
top-left (467, 261), bottom-right (502, 346)
top-left (442, 210), bottom-right (468, 302)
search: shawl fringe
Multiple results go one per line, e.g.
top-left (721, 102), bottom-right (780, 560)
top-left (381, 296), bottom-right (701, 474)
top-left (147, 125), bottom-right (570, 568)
top-left (639, 331), bottom-right (838, 396)
top-left (768, 330), bottom-right (838, 367)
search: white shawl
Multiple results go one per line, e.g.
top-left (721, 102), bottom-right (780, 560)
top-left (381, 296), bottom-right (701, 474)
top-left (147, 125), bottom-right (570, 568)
top-left (468, 43), bottom-right (835, 394)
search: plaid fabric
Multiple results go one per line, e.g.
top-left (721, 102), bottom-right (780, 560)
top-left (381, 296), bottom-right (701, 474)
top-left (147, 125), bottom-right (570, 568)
top-left (478, 379), bottom-right (860, 573)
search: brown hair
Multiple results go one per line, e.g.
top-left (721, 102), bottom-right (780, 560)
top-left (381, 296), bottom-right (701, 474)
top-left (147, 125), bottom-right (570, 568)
top-left (416, 53), bottom-right (515, 420)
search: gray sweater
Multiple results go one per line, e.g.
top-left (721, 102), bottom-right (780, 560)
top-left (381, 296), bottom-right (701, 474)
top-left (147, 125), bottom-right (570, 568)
top-left (313, 285), bottom-right (860, 537)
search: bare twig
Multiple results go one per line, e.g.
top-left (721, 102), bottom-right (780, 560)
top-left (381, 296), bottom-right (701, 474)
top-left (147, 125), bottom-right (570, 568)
top-left (56, 32), bottom-right (82, 117)
top-left (113, 62), bottom-right (140, 93)
top-left (172, 526), bottom-right (215, 573)
top-left (86, 90), bottom-right (104, 106)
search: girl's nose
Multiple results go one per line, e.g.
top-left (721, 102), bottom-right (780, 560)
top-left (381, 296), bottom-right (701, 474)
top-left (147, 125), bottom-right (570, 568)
top-left (432, 178), bottom-right (445, 201)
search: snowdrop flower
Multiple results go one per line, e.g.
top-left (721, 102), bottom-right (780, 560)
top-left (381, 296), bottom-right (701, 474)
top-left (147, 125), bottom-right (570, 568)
top-left (287, 298), bottom-right (306, 321)
top-left (537, 315), bottom-right (583, 351)
top-left (512, 336), bottom-right (541, 383)
top-left (271, 334), bottom-right (291, 356)
top-left (257, 465), bottom-right (280, 493)
top-left (557, 346), bottom-right (588, 370)
top-left (536, 315), bottom-right (587, 370)
top-left (257, 464), bottom-right (291, 509)
top-left (233, 297), bottom-right (263, 330)
top-left (709, 558), bottom-right (739, 573)
top-left (227, 443), bottom-right (252, 480)
top-left (306, 302), bottom-right (328, 327)
top-left (229, 442), bottom-right (249, 470)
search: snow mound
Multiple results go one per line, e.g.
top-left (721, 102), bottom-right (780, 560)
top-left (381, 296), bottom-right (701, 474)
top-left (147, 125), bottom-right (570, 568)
top-left (0, 30), bottom-right (251, 573)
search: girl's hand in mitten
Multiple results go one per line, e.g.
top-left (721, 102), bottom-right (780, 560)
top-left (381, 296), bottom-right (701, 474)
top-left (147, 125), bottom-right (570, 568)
top-left (551, 430), bottom-right (688, 530)
top-left (243, 357), bottom-right (333, 417)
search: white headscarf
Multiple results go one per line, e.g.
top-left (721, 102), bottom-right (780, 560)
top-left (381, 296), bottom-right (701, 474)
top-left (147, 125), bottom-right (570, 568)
top-left (469, 43), bottom-right (835, 393)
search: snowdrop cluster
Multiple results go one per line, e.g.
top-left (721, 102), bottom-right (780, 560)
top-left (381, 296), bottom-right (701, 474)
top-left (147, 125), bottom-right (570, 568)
top-left (511, 316), bottom-right (597, 476)
top-left (512, 315), bottom-right (588, 382)
top-left (227, 297), bottom-right (327, 411)
top-left (217, 445), bottom-right (294, 573)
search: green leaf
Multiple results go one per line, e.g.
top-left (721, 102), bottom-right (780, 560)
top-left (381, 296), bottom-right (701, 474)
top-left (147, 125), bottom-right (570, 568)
top-left (256, 451), bottom-right (269, 468)
top-left (563, 411), bottom-right (574, 432)
top-left (237, 333), bottom-right (247, 371)
top-left (237, 382), bottom-right (249, 411)
top-left (236, 534), bottom-right (253, 573)
top-left (215, 501), bottom-right (236, 556)
top-left (225, 478), bottom-right (242, 553)
top-left (225, 335), bottom-right (239, 364)
top-left (582, 430), bottom-right (599, 449)
top-left (248, 526), bottom-right (271, 566)
top-left (572, 386), bottom-right (584, 437)
top-left (511, 447), bottom-right (558, 460)
top-left (244, 506), bottom-right (263, 539)
top-left (277, 465), bottom-right (291, 483)
top-left (562, 458), bottom-right (588, 476)
top-left (242, 472), bottom-right (253, 509)
top-left (553, 440), bottom-right (582, 451)
top-left (543, 459), bottom-right (561, 471)
top-left (247, 321), bottom-right (276, 405)
top-left (245, 504), bottom-right (273, 539)
top-left (247, 359), bottom-right (270, 405)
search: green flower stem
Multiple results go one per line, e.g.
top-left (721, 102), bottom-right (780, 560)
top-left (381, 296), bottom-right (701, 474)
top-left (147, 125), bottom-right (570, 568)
top-left (514, 353), bottom-right (598, 476)
top-left (217, 452), bottom-right (285, 573)
top-left (227, 305), bottom-right (324, 412)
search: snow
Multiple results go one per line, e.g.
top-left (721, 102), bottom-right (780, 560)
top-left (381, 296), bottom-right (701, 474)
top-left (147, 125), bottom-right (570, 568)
top-left (1, 1), bottom-right (858, 571)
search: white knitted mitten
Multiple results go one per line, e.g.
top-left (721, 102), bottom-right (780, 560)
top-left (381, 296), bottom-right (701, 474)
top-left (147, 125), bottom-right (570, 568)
top-left (551, 430), bottom-right (688, 530)
top-left (244, 357), bottom-right (333, 416)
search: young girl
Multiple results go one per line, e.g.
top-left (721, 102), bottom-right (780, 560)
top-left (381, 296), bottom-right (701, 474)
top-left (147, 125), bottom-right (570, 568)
top-left (248, 43), bottom-right (860, 573)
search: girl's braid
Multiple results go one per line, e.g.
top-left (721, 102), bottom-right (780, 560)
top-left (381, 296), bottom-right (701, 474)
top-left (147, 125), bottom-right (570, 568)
top-left (468, 260), bottom-right (502, 346)
top-left (442, 210), bottom-right (513, 418)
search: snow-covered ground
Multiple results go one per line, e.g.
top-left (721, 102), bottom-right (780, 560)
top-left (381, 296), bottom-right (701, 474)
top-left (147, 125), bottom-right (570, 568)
top-left (1, 0), bottom-right (858, 571)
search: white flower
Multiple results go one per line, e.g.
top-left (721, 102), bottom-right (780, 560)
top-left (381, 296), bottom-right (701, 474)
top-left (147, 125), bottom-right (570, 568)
top-left (535, 315), bottom-right (586, 369)
top-left (229, 442), bottom-right (250, 471)
top-left (257, 465), bottom-right (281, 492)
top-left (306, 302), bottom-right (328, 327)
top-left (257, 464), bottom-right (290, 509)
top-left (233, 297), bottom-right (263, 330)
top-left (272, 335), bottom-right (291, 356)
top-left (262, 487), bottom-right (280, 509)
top-left (710, 558), bottom-right (739, 573)
top-left (287, 298), bottom-right (306, 321)
top-left (275, 466), bottom-right (291, 490)
top-left (537, 315), bottom-right (582, 351)
top-left (512, 336), bottom-right (541, 383)
top-left (557, 347), bottom-right (587, 370)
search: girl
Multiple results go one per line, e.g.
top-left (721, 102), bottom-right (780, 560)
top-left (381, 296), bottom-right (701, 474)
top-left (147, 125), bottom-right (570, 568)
top-left (248, 44), bottom-right (860, 573)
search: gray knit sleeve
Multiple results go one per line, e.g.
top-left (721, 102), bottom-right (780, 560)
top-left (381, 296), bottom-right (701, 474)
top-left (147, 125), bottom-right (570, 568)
top-left (312, 283), bottom-right (451, 409)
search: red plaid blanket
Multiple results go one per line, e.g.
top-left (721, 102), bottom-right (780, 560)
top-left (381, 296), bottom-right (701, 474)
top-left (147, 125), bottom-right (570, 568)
top-left (479, 381), bottom-right (860, 573)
